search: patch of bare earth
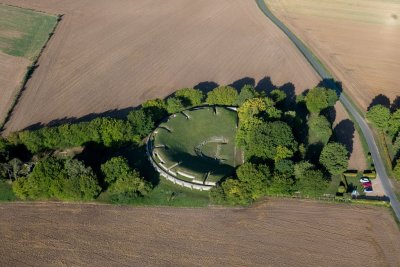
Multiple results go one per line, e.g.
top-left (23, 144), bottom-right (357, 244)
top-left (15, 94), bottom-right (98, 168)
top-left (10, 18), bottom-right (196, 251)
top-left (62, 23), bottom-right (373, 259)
top-left (0, 199), bottom-right (399, 266)
top-left (267, 0), bottom-right (400, 111)
top-left (1, 0), bottom-right (320, 133)
top-left (0, 52), bottom-right (29, 124)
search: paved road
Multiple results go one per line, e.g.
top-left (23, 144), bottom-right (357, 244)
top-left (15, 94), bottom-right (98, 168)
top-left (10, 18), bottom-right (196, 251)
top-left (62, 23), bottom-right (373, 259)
top-left (255, 0), bottom-right (400, 220)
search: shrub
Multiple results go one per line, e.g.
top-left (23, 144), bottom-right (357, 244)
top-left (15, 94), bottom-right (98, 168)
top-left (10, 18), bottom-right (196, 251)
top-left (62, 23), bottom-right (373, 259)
top-left (206, 86), bottom-right (238, 106)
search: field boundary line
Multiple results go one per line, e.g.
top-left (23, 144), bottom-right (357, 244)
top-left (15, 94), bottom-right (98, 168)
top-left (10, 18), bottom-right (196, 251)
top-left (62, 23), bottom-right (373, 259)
top-left (0, 10), bottom-right (63, 131)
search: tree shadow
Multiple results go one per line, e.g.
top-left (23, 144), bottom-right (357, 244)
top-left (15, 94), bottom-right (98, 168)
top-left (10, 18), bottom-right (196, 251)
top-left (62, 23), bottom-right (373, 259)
top-left (194, 81), bottom-right (219, 94)
top-left (255, 76), bottom-right (276, 94)
top-left (317, 78), bottom-right (343, 96)
top-left (332, 119), bottom-right (354, 155)
top-left (391, 96), bottom-right (400, 112)
top-left (305, 142), bottom-right (324, 164)
top-left (368, 94), bottom-right (390, 110)
top-left (229, 77), bottom-right (255, 91)
top-left (321, 106), bottom-right (336, 125)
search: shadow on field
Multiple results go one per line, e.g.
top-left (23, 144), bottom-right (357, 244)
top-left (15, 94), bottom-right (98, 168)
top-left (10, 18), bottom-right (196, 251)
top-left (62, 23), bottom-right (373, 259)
top-left (332, 119), bottom-right (355, 155)
top-left (368, 94), bottom-right (391, 110)
top-left (21, 75), bottom-right (320, 132)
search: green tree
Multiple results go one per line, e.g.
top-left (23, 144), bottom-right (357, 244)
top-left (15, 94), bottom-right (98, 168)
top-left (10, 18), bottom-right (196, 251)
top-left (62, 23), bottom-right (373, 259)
top-left (175, 88), bottom-right (204, 107)
top-left (127, 109), bottom-right (154, 137)
top-left (295, 169), bottom-right (328, 196)
top-left (366, 104), bottom-right (391, 130)
top-left (388, 109), bottom-right (400, 138)
top-left (101, 156), bottom-right (131, 184)
top-left (206, 86), bottom-right (238, 106)
top-left (319, 142), bottom-right (349, 175)
top-left (108, 170), bottom-right (150, 198)
top-left (308, 114), bottom-right (332, 145)
top-left (393, 159), bottom-right (400, 180)
top-left (220, 163), bottom-right (271, 205)
top-left (305, 87), bottom-right (337, 114)
top-left (270, 89), bottom-right (287, 103)
top-left (166, 97), bottom-right (185, 114)
top-left (13, 158), bottom-right (100, 200)
top-left (246, 121), bottom-right (297, 160)
top-left (142, 99), bottom-right (168, 121)
top-left (235, 85), bottom-right (257, 106)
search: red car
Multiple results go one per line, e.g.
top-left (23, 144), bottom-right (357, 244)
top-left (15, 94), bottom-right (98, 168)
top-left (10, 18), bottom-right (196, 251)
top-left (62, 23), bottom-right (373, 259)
top-left (361, 181), bottom-right (372, 188)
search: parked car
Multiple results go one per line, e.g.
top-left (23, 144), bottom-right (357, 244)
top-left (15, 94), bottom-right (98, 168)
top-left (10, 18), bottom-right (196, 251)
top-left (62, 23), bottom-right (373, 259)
top-left (359, 177), bottom-right (370, 183)
top-left (364, 186), bottom-right (373, 193)
top-left (361, 181), bottom-right (372, 188)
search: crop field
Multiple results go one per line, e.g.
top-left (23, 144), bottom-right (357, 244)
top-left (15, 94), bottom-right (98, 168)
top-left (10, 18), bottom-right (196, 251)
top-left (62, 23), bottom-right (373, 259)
top-left (267, 0), bottom-right (400, 111)
top-left (1, 0), bottom-right (367, 170)
top-left (153, 107), bottom-right (238, 183)
top-left (0, 4), bottom-right (57, 124)
top-left (1, 0), bottom-right (320, 133)
top-left (1, 199), bottom-right (399, 266)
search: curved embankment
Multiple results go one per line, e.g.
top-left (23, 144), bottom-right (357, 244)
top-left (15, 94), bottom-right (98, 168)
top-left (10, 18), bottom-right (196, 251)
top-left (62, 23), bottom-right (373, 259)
top-left (255, 0), bottom-right (400, 220)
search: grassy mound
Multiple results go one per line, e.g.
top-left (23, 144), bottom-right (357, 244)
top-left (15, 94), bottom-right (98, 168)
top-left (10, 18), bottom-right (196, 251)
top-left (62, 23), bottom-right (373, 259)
top-left (151, 107), bottom-right (241, 184)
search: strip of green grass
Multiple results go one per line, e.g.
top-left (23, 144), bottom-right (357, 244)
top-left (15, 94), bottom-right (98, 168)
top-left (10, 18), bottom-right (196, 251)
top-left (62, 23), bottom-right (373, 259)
top-left (97, 179), bottom-right (210, 207)
top-left (0, 4), bottom-right (58, 60)
top-left (0, 180), bottom-right (17, 202)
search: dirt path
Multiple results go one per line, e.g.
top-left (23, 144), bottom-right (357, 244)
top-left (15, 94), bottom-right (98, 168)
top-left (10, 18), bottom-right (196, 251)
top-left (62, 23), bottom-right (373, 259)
top-left (0, 199), bottom-right (399, 266)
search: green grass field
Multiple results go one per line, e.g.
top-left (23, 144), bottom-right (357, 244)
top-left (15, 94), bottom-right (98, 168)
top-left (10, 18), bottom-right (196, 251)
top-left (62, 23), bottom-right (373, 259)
top-left (0, 4), bottom-right (58, 60)
top-left (153, 107), bottom-right (239, 183)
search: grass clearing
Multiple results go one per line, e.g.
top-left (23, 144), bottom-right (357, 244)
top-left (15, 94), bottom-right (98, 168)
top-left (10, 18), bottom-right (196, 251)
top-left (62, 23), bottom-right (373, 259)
top-left (153, 107), bottom-right (239, 183)
top-left (0, 4), bottom-right (58, 60)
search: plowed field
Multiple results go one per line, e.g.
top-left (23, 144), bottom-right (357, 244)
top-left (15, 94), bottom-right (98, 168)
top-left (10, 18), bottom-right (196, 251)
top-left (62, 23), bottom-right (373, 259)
top-left (0, 199), bottom-right (399, 266)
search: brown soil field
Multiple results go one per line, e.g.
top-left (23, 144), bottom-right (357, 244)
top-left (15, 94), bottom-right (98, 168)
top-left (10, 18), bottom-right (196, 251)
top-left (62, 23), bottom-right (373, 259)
top-left (267, 0), bottom-right (400, 111)
top-left (0, 52), bottom-right (29, 124)
top-left (1, 0), bottom-right (321, 133)
top-left (0, 199), bottom-right (399, 266)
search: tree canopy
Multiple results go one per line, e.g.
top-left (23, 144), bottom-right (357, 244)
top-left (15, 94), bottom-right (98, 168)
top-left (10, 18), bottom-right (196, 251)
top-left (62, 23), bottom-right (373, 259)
top-left (366, 104), bottom-right (391, 130)
top-left (174, 88), bottom-right (204, 107)
top-left (206, 86), bottom-right (238, 106)
top-left (319, 142), bottom-right (349, 175)
top-left (305, 87), bottom-right (338, 114)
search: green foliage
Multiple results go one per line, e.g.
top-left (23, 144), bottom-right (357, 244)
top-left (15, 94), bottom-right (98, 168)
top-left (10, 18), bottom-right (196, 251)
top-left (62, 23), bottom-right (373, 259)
top-left (388, 109), bottom-right (400, 138)
top-left (393, 160), bottom-right (400, 180)
top-left (393, 133), bottom-right (400, 153)
top-left (166, 97), bottom-right (185, 114)
top-left (206, 86), bottom-right (238, 106)
top-left (295, 169), bottom-right (328, 196)
top-left (13, 158), bottom-right (100, 200)
top-left (174, 88), bottom-right (204, 107)
top-left (305, 87), bottom-right (337, 113)
top-left (17, 118), bottom-right (136, 153)
top-left (270, 89), bottom-right (287, 103)
top-left (235, 85), bottom-right (257, 106)
top-left (101, 156), bottom-right (131, 184)
top-left (127, 109), bottom-right (154, 138)
top-left (101, 156), bottom-right (150, 200)
top-left (320, 142), bottom-right (349, 175)
top-left (308, 114), bottom-right (332, 145)
top-left (274, 159), bottom-right (294, 178)
top-left (246, 121), bottom-right (297, 160)
top-left (142, 99), bottom-right (168, 121)
top-left (366, 104), bottom-right (391, 130)
top-left (217, 163), bottom-right (271, 205)
top-left (108, 170), bottom-right (151, 201)
top-left (266, 175), bottom-right (293, 195)
top-left (294, 161), bottom-right (315, 179)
